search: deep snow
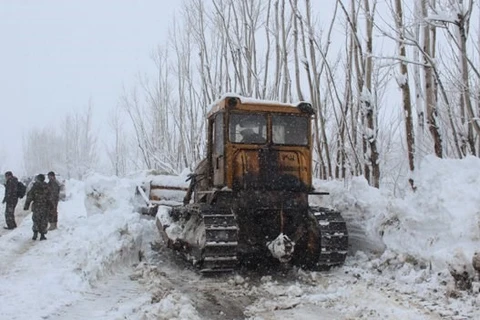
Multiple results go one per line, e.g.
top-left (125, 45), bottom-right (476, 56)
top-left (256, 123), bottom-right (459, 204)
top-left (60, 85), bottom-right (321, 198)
top-left (0, 155), bottom-right (479, 319)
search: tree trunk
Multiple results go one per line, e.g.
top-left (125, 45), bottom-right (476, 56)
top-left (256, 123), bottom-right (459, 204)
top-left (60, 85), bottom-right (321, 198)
top-left (422, 0), bottom-right (443, 158)
top-left (363, 0), bottom-right (380, 188)
top-left (394, 0), bottom-right (416, 190)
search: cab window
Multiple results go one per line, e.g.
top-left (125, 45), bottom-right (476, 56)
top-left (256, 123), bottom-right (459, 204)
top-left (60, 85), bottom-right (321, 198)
top-left (229, 113), bottom-right (267, 144)
top-left (272, 115), bottom-right (309, 145)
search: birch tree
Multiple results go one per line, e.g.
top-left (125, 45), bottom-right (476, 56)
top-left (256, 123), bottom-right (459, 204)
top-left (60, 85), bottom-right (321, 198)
top-left (362, 0), bottom-right (380, 187)
top-left (422, 0), bottom-right (443, 158)
top-left (393, 0), bottom-right (416, 190)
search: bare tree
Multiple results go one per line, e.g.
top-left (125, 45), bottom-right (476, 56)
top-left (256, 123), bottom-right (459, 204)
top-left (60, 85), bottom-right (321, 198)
top-left (455, 0), bottom-right (480, 153)
top-left (106, 106), bottom-right (128, 177)
top-left (422, 0), bottom-right (443, 158)
top-left (23, 128), bottom-right (62, 176)
top-left (303, 0), bottom-right (334, 179)
top-left (60, 102), bottom-right (98, 179)
top-left (337, 0), bottom-right (381, 187)
top-left (290, 0), bottom-right (305, 101)
top-left (393, 0), bottom-right (416, 190)
top-left (362, 0), bottom-right (380, 188)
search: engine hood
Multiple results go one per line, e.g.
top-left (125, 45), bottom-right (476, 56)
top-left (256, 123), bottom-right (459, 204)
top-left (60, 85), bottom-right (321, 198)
top-left (232, 148), bottom-right (310, 191)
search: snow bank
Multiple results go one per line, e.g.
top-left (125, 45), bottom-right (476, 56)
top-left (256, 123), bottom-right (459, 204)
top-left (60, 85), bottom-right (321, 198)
top-left (383, 155), bottom-right (480, 271)
top-left (0, 175), bottom-right (155, 319)
top-left (83, 173), bottom-right (138, 215)
top-left (315, 155), bottom-right (480, 273)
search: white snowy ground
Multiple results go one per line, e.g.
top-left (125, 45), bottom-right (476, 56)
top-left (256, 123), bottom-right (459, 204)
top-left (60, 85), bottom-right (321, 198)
top-left (1, 155), bottom-right (480, 320)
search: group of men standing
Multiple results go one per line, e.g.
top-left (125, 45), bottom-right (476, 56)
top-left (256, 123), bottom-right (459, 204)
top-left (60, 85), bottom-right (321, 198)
top-left (2, 171), bottom-right (61, 241)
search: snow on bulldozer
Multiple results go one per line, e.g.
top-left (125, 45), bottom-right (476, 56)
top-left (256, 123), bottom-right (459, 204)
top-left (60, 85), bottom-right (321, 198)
top-left (135, 172), bottom-right (190, 216)
top-left (151, 96), bottom-right (349, 274)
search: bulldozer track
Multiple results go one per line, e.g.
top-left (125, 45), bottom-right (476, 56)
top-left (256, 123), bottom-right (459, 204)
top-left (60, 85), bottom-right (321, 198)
top-left (169, 205), bottom-right (349, 273)
top-left (310, 207), bottom-right (348, 268)
top-left (201, 211), bottom-right (239, 274)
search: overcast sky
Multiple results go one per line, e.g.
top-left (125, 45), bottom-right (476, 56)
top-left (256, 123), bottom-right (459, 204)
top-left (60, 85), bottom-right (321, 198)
top-left (0, 0), bottom-right (179, 175)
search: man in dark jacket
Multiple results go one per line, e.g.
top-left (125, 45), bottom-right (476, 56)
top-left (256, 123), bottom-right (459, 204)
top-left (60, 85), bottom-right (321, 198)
top-left (2, 171), bottom-right (18, 230)
top-left (24, 174), bottom-right (52, 240)
top-left (47, 171), bottom-right (60, 230)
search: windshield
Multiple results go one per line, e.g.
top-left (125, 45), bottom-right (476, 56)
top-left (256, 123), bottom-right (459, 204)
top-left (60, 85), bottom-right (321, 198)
top-left (272, 114), bottom-right (309, 146)
top-left (229, 113), bottom-right (267, 144)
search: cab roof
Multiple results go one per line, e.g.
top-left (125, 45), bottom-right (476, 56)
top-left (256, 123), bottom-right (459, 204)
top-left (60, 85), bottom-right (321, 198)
top-left (207, 95), bottom-right (314, 118)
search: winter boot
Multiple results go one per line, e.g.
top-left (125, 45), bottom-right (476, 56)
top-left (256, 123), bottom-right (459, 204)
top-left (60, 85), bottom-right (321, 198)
top-left (48, 223), bottom-right (57, 231)
top-left (40, 233), bottom-right (47, 241)
top-left (32, 232), bottom-right (38, 240)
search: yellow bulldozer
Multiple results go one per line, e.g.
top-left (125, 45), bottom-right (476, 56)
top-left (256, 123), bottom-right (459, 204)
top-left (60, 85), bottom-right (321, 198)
top-left (153, 96), bottom-right (348, 273)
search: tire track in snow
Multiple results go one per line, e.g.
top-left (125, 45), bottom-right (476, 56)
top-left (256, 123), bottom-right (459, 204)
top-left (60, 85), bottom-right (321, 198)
top-left (45, 267), bottom-right (150, 320)
top-left (147, 242), bottom-right (253, 320)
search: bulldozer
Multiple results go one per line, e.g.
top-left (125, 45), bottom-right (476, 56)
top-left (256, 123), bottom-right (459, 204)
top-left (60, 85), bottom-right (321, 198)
top-left (154, 96), bottom-right (348, 274)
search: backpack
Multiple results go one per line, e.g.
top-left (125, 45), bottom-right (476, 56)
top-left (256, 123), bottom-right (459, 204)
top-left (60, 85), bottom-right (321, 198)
top-left (17, 181), bottom-right (26, 199)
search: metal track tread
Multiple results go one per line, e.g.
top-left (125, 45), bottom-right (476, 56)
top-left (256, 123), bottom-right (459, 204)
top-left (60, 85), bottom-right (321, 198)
top-left (310, 207), bottom-right (349, 268)
top-left (200, 211), bottom-right (239, 274)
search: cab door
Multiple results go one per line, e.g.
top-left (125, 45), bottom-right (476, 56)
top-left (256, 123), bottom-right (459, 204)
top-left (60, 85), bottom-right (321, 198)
top-left (212, 112), bottom-right (225, 186)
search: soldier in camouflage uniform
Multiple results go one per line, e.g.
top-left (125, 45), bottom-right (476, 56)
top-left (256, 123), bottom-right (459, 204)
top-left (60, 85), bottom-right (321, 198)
top-left (24, 174), bottom-right (53, 240)
top-left (2, 171), bottom-right (18, 230)
top-left (47, 171), bottom-right (60, 230)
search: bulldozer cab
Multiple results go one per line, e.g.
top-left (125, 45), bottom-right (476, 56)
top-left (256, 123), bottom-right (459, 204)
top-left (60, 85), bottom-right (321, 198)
top-left (206, 96), bottom-right (315, 193)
